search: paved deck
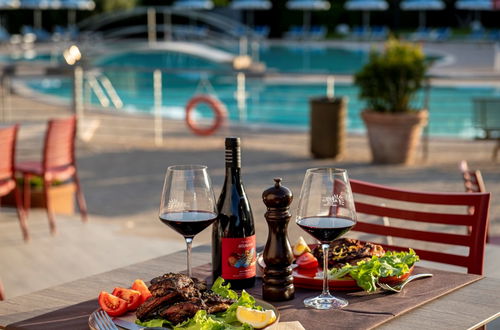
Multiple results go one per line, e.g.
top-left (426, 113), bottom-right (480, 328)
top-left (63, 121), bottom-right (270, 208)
top-left (0, 39), bottom-right (499, 306)
top-left (0, 92), bottom-right (498, 301)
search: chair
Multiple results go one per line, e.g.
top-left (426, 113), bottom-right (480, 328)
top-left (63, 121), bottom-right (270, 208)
top-left (0, 278), bottom-right (4, 301)
top-left (0, 125), bottom-right (29, 241)
top-left (349, 179), bottom-right (490, 275)
top-left (16, 116), bottom-right (88, 234)
top-left (460, 160), bottom-right (489, 243)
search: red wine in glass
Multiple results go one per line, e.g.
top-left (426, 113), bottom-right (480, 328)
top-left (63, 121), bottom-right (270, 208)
top-left (160, 211), bottom-right (218, 238)
top-left (297, 216), bottom-right (355, 244)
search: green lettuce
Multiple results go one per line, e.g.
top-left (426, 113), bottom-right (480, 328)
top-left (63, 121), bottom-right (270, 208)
top-left (329, 249), bottom-right (419, 292)
top-left (136, 277), bottom-right (258, 329)
top-left (211, 277), bottom-right (239, 300)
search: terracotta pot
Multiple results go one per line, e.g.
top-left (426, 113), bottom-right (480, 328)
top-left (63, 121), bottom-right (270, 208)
top-left (309, 97), bottom-right (347, 159)
top-left (2, 182), bottom-right (76, 215)
top-left (361, 110), bottom-right (428, 165)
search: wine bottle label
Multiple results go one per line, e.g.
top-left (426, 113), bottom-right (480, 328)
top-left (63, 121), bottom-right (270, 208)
top-left (221, 235), bottom-right (256, 280)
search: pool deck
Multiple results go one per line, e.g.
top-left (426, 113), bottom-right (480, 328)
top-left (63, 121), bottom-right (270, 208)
top-left (0, 40), bottom-right (499, 305)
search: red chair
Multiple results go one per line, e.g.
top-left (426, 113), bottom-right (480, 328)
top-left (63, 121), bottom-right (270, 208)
top-left (16, 116), bottom-right (88, 234)
top-left (0, 124), bottom-right (29, 241)
top-left (459, 160), bottom-right (490, 243)
top-left (350, 179), bottom-right (490, 275)
top-left (0, 278), bottom-right (4, 301)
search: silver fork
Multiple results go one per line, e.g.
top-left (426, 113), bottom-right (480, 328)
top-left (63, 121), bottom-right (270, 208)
top-left (377, 273), bottom-right (433, 293)
top-left (94, 310), bottom-right (119, 330)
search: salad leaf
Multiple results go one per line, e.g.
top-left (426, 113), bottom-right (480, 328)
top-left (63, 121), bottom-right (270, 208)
top-left (211, 277), bottom-right (239, 300)
top-left (136, 318), bottom-right (173, 328)
top-left (220, 290), bottom-right (260, 324)
top-left (329, 249), bottom-right (419, 292)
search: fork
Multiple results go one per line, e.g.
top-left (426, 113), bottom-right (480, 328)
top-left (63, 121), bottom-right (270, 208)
top-left (377, 273), bottom-right (433, 293)
top-left (94, 310), bottom-right (119, 330)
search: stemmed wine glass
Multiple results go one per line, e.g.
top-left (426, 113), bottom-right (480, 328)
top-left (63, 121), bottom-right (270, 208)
top-left (159, 165), bottom-right (217, 277)
top-left (296, 168), bottom-right (357, 310)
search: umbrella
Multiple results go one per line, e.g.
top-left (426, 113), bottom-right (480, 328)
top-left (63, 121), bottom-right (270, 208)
top-left (230, 0), bottom-right (272, 27)
top-left (172, 0), bottom-right (214, 10)
top-left (60, 0), bottom-right (95, 26)
top-left (344, 0), bottom-right (388, 29)
top-left (0, 0), bottom-right (20, 8)
top-left (19, 0), bottom-right (63, 30)
top-left (286, 0), bottom-right (330, 33)
top-left (400, 0), bottom-right (445, 28)
top-left (455, 0), bottom-right (496, 29)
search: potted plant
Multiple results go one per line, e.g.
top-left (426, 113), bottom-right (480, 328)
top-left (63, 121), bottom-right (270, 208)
top-left (2, 177), bottom-right (75, 215)
top-left (354, 38), bottom-right (430, 164)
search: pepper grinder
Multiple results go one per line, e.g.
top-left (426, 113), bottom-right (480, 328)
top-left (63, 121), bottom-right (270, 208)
top-left (262, 178), bottom-right (295, 301)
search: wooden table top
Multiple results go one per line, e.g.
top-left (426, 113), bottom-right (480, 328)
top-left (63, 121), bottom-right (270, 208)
top-left (1, 245), bottom-right (500, 329)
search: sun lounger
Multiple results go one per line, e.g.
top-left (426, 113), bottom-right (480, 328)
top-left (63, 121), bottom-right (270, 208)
top-left (351, 25), bottom-right (370, 39)
top-left (370, 25), bottom-right (389, 40)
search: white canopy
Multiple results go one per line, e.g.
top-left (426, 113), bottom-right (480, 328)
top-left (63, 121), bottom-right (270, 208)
top-left (345, 0), bottom-right (388, 11)
top-left (172, 0), bottom-right (214, 10)
top-left (455, 0), bottom-right (493, 10)
top-left (230, 0), bottom-right (271, 10)
top-left (286, 0), bottom-right (330, 11)
top-left (400, 0), bottom-right (445, 10)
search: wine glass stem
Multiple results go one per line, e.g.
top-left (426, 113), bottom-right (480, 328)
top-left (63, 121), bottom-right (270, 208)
top-left (322, 243), bottom-right (330, 296)
top-left (185, 237), bottom-right (193, 278)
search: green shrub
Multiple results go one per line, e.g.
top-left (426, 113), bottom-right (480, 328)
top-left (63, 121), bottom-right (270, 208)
top-left (354, 38), bottom-right (429, 113)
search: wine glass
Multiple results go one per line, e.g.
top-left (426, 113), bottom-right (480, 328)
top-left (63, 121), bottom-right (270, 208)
top-left (159, 165), bottom-right (217, 277)
top-left (296, 168), bottom-right (357, 310)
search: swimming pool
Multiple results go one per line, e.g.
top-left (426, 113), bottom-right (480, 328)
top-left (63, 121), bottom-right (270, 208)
top-left (22, 44), bottom-right (500, 138)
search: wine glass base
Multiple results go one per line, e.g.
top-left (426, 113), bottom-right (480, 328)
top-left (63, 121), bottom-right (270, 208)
top-left (304, 293), bottom-right (348, 310)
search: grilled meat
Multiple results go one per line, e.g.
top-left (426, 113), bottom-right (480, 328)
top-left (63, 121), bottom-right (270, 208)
top-left (149, 273), bottom-right (195, 297)
top-left (202, 290), bottom-right (234, 314)
top-left (136, 273), bottom-right (235, 325)
top-left (313, 238), bottom-right (385, 269)
top-left (158, 297), bottom-right (205, 324)
top-left (136, 291), bottom-right (184, 321)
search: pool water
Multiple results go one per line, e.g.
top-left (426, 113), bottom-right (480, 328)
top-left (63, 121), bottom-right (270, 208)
top-left (22, 45), bottom-right (500, 138)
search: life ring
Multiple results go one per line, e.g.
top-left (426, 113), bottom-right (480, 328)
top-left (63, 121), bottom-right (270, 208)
top-left (185, 95), bottom-right (227, 136)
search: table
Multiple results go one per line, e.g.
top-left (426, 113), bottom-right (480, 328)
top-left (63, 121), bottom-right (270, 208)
top-left (1, 245), bottom-right (500, 329)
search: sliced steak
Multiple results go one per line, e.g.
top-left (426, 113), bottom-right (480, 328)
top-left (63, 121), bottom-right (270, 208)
top-left (149, 273), bottom-right (194, 297)
top-left (201, 290), bottom-right (234, 314)
top-left (158, 300), bottom-right (204, 325)
top-left (136, 291), bottom-right (183, 321)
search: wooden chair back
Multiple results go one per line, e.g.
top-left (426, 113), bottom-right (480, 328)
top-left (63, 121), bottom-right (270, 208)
top-left (0, 125), bottom-right (18, 183)
top-left (43, 116), bottom-right (76, 171)
top-left (349, 179), bottom-right (490, 275)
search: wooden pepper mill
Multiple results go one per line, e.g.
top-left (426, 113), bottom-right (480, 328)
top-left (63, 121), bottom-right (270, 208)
top-left (262, 178), bottom-right (295, 301)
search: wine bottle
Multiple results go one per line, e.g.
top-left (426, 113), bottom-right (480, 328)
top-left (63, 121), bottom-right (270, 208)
top-left (212, 137), bottom-right (256, 289)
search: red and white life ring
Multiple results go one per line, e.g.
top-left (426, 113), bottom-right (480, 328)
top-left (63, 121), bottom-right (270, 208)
top-left (185, 95), bottom-right (227, 136)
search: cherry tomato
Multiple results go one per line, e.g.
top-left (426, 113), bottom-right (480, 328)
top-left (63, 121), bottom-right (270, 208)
top-left (112, 287), bottom-right (142, 311)
top-left (131, 279), bottom-right (152, 304)
top-left (98, 291), bottom-right (128, 317)
top-left (296, 252), bottom-right (319, 269)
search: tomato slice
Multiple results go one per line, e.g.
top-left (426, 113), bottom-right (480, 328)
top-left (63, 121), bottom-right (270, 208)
top-left (112, 287), bottom-right (142, 311)
top-left (98, 291), bottom-right (128, 317)
top-left (131, 279), bottom-right (152, 304)
top-left (296, 252), bottom-right (319, 269)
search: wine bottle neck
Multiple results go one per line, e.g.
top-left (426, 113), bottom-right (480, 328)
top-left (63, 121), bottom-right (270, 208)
top-left (225, 147), bottom-right (241, 168)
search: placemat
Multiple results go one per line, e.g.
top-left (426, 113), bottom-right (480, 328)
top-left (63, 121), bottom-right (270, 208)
top-left (195, 264), bottom-right (482, 330)
top-left (5, 264), bottom-right (481, 330)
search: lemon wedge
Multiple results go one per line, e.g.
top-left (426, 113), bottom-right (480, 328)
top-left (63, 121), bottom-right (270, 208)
top-left (236, 306), bottom-right (277, 329)
top-left (293, 236), bottom-right (311, 257)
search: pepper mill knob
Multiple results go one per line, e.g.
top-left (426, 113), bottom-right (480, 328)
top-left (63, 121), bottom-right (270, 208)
top-left (262, 178), bottom-right (295, 301)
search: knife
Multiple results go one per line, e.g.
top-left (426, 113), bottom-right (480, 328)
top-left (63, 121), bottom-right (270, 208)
top-left (113, 318), bottom-right (168, 330)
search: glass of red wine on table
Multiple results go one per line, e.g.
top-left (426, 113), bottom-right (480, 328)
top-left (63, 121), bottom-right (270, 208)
top-left (159, 165), bottom-right (217, 278)
top-left (296, 168), bottom-right (357, 310)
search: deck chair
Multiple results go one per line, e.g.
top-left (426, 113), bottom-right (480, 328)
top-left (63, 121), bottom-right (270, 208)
top-left (460, 160), bottom-right (490, 243)
top-left (349, 179), bottom-right (490, 275)
top-left (0, 125), bottom-right (29, 241)
top-left (16, 116), bottom-right (88, 234)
